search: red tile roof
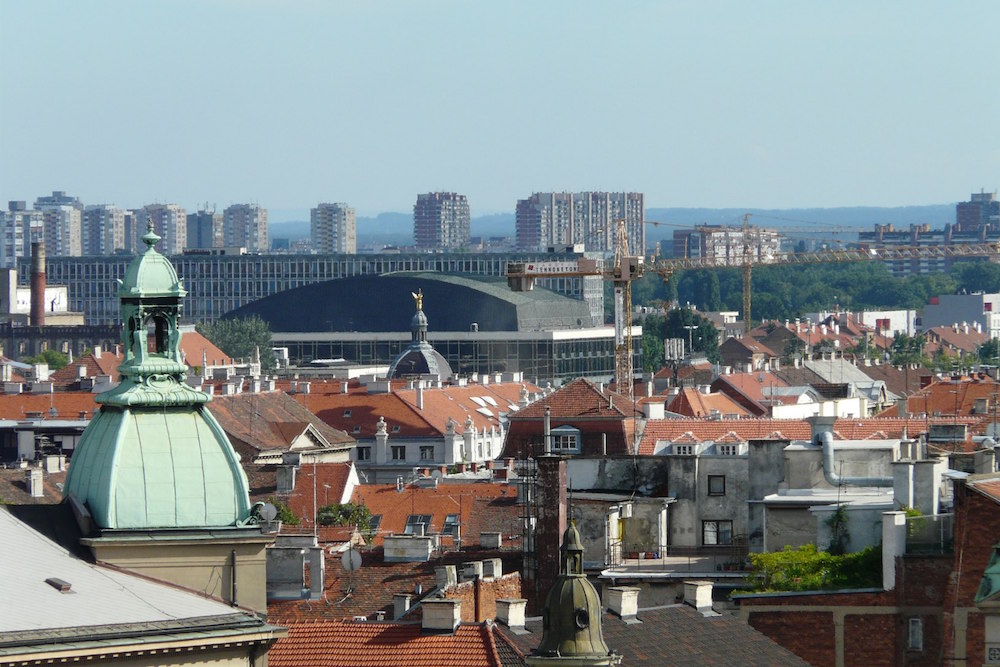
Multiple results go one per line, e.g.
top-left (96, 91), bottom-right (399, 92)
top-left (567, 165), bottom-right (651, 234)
top-left (667, 388), bottom-right (750, 418)
top-left (513, 378), bottom-right (640, 419)
top-left (267, 549), bottom-right (523, 624)
top-left (269, 620), bottom-right (510, 667)
top-left (925, 326), bottom-right (988, 355)
top-left (638, 416), bottom-right (982, 455)
top-left (352, 483), bottom-right (520, 547)
top-left (875, 376), bottom-right (1000, 420)
top-left (283, 462), bottom-right (359, 527)
top-left (0, 392), bottom-right (98, 420)
top-left (208, 391), bottom-right (353, 455)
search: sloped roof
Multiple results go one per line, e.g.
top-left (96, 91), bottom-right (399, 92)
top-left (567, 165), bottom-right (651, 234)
top-left (0, 392), bottom-right (98, 420)
top-left (854, 362), bottom-right (933, 398)
top-left (284, 462), bottom-right (358, 522)
top-left (638, 416), bottom-right (981, 455)
top-left (512, 378), bottom-right (640, 420)
top-left (667, 388), bottom-right (750, 418)
top-left (0, 469), bottom-right (65, 504)
top-left (267, 549), bottom-right (523, 624)
top-left (501, 604), bottom-right (808, 667)
top-left (296, 381), bottom-right (536, 439)
top-left (269, 620), bottom-right (517, 667)
top-left (720, 337), bottom-right (777, 357)
top-left (925, 325), bottom-right (988, 354)
top-left (209, 391), bottom-right (353, 453)
top-left (50, 351), bottom-right (122, 386)
top-left (876, 375), bottom-right (1000, 420)
top-left (352, 483), bottom-right (520, 546)
top-left (0, 506), bottom-right (270, 636)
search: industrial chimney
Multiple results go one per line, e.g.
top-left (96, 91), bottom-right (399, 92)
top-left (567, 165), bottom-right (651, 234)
top-left (30, 242), bottom-right (45, 327)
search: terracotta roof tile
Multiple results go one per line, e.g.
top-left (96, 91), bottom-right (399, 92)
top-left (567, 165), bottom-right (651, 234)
top-left (639, 416), bottom-right (981, 455)
top-left (0, 392), bottom-right (98, 420)
top-left (513, 378), bottom-right (640, 419)
top-left (270, 620), bottom-right (511, 667)
top-left (667, 388), bottom-right (750, 418)
top-left (282, 462), bottom-right (358, 525)
top-left (877, 376), bottom-right (1000, 420)
top-left (209, 391), bottom-right (353, 455)
top-left (352, 483), bottom-right (520, 547)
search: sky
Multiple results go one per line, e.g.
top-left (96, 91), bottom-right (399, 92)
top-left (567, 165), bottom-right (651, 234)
top-left (2, 1), bottom-right (999, 220)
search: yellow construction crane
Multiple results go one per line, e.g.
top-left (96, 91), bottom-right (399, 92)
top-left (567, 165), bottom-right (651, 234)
top-left (506, 218), bottom-right (644, 402)
top-left (651, 224), bottom-right (1000, 334)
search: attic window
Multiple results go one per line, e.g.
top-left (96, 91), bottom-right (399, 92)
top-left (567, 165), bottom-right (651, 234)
top-left (674, 444), bottom-right (695, 456)
top-left (442, 514), bottom-right (460, 536)
top-left (404, 514), bottom-right (432, 535)
top-left (391, 425), bottom-right (400, 433)
top-left (368, 515), bottom-right (382, 535)
top-left (718, 444), bottom-right (738, 456)
top-left (343, 410), bottom-right (352, 418)
top-left (352, 426), bottom-right (361, 434)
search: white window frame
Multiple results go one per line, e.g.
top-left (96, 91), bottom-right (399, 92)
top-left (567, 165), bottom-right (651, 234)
top-left (550, 426), bottom-right (581, 454)
top-left (908, 617), bottom-right (923, 651)
top-left (702, 520), bottom-right (733, 546)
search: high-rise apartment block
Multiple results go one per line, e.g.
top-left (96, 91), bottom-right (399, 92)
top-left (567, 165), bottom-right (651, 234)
top-left (186, 209), bottom-right (222, 250)
top-left (142, 204), bottom-right (187, 255)
top-left (515, 192), bottom-right (645, 253)
top-left (413, 192), bottom-right (470, 250)
top-left (34, 190), bottom-right (83, 211)
top-left (82, 205), bottom-right (126, 255)
top-left (0, 202), bottom-right (41, 268)
top-left (956, 190), bottom-right (1000, 233)
top-left (223, 204), bottom-right (268, 252)
top-left (41, 206), bottom-right (82, 257)
top-left (311, 203), bottom-right (357, 254)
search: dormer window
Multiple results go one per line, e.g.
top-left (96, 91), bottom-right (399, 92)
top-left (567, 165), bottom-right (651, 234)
top-left (674, 444), bottom-right (695, 456)
top-left (392, 425), bottom-right (401, 433)
top-left (550, 426), bottom-right (581, 454)
top-left (718, 444), bottom-right (738, 456)
top-left (343, 410), bottom-right (352, 418)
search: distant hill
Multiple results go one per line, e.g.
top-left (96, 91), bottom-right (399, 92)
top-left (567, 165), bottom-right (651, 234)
top-left (269, 205), bottom-right (956, 249)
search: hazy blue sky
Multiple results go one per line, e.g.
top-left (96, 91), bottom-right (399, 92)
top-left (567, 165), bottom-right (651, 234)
top-left (2, 1), bottom-right (998, 219)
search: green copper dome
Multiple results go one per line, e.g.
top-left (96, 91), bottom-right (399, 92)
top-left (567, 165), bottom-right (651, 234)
top-left (64, 224), bottom-right (252, 530)
top-left (531, 522), bottom-right (619, 665)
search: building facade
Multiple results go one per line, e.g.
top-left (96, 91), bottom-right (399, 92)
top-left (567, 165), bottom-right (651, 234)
top-left (32, 249), bottom-right (602, 325)
top-left (956, 190), bottom-right (1000, 233)
top-left (82, 204), bottom-right (126, 255)
top-left (857, 222), bottom-right (1000, 277)
top-left (672, 224), bottom-right (781, 265)
top-left (142, 203), bottom-right (187, 255)
top-left (414, 192), bottom-right (470, 250)
top-left (41, 205), bottom-right (82, 257)
top-left (223, 203), bottom-right (268, 252)
top-left (310, 202), bottom-right (356, 253)
top-left (0, 202), bottom-right (40, 268)
top-left (515, 191), bottom-right (645, 254)
top-left (186, 209), bottom-right (222, 250)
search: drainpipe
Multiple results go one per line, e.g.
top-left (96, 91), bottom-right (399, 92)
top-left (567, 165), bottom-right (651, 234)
top-left (543, 406), bottom-right (551, 454)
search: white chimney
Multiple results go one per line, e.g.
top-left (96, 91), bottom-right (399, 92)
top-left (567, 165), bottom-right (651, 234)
top-left (421, 599), bottom-right (461, 633)
top-left (495, 599), bottom-right (527, 629)
top-left (683, 580), bottom-right (713, 612)
top-left (642, 401), bottom-right (665, 419)
top-left (93, 345), bottom-right (101, 359)
top-left (606, 586), bottom-right (640, 619)
top-left (393, 593), bottom-right (412, 619)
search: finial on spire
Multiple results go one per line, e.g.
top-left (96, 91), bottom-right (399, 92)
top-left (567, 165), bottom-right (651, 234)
top-left (142, 217), bottom-right (161, 250)
top-left (411, 289), bottom-right (424, 311)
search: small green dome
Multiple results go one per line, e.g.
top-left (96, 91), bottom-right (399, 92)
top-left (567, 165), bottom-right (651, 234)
top-left (119, 225), bottom-right (186, 298)
top-left (64, 226), bottom-right (252, 530)
top-left (533, 522), bottom-right (615, 661)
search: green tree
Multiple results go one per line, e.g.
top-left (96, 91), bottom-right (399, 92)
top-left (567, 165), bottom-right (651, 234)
top-left (890, 333), bottom-right (929, 368)
top-left (266, 498), bottom-right (299, 525)
top-left (317, 502), bottom-right (372, 529)
top-left (197, 315), bottom-right (277, 370)
top-left (663, 308), bottom-right (720, 363)
top-left (24, 349), bottom-right (69, 370)
top-left (980, 339), bottom-right (1000, 365)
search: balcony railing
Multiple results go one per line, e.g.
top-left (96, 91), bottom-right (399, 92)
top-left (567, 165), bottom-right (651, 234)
top-left (905, 513), bottom-right (954, 555)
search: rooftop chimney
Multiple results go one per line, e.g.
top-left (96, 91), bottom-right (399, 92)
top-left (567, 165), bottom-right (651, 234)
top-left (606, 586), bottom-right (640, 620)
top-left (29, 242), bottom-right (45, 327)
top-left (495, 599), bottom-right (527, 630)
top-left (683, 580), bottom-right (714, 613)
top-left (421, 598), bottom-right (461, 634)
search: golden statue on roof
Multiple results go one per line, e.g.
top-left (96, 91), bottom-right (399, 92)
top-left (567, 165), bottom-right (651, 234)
top-left (411, 289), bottom-right (424, 311)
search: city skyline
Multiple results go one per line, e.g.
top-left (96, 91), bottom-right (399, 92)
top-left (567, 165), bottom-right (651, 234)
top-left (2, 2), bottom-right (999, 217)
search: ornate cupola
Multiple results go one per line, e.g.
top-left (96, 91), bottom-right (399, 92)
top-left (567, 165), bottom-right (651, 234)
top-left (528, 521), bottom-right (621, 666)
top-left (63, 224), bottom-right (252, 530)
top-left (386, 288), bottom-right (453, 380)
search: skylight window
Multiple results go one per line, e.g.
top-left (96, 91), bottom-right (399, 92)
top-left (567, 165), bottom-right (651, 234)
top-left (470, 397), bottom-right (487, 407)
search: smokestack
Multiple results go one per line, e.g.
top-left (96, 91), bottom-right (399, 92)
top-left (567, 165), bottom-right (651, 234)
top-left (30, 242), bottom-right (45, 327)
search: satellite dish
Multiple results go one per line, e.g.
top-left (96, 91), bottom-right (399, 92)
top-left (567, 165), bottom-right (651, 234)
top-left (260, 502), bottom-right (278, 522)
top-left (341, 548), bottom-right (362, 572)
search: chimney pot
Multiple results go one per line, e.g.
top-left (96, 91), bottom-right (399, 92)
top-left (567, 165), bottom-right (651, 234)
top-left (420, 598), bottom-right (461, 634)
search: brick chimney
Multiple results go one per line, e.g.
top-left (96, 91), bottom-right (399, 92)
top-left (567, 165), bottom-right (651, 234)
top-left (30, 242), bottom-right (45, 327)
